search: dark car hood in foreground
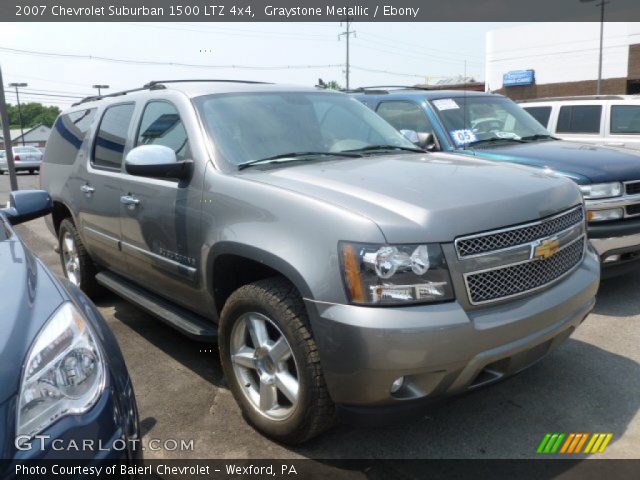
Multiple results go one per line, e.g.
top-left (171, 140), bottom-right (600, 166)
top-left (242, 152), bottom-right (582, 243)
top-left (466, 140), bottom-right (640, 184)
top-left (0, 232), bottom-right (62, 404)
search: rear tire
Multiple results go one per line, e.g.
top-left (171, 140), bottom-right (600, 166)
top-left (58, 218), bottom-right (101, 298)
top-left (219, 277), bottom-right (335, 444)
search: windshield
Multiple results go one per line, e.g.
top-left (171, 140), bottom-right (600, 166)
top-left (431, 96), bottom-right (551, 147)
top-left (194, 91), bottom-right (417, 166)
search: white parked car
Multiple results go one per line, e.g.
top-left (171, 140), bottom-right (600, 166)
top-left (0, 145), bottom-right (44, 174)
top-left (520, 95), bottom-right (640, 151)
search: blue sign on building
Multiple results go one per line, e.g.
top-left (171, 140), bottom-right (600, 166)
top-left (503, 70), bottom-right (535, 87)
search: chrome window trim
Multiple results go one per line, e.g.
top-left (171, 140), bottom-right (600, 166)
top-left (454, 205), bottom-right (584, 259)
top-left (463, 235), bottom-right (586, 306)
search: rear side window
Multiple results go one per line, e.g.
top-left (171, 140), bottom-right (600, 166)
top-left (524, 106), bottom-right (552, 128)
top-left (376, 101), bottom-right (434, 133)
top-left (93, 103), bottom-right (135, 169)
top-left (44, 109), bottom-right (97, 165)
top-left (610, 105), bottom-right (640, 134)
top-left (556, 105), bottom-right (602, 134)
top-left (136, 101), bottom-right (191, 160)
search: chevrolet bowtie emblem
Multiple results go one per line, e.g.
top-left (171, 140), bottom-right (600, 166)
top-left (534, 238), bottom-right (561, 259)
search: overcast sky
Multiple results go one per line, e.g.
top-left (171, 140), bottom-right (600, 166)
top-left (0, 22), bottom-right (523, 108)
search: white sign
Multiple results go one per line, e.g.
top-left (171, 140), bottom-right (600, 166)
top-left (433, 99), bottom-right (459, 111)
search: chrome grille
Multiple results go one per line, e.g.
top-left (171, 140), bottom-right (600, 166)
top-left (626, 181), bottom-right (640, 196)
top-left (456, 207), bottom-right (584, 258)
top-left (465, 238), bottom-right (585, 305)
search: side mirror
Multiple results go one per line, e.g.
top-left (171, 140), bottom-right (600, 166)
top-left (418, 132), bottom-right (438, 151)
top-left (400, 130), bottom-right (438, 151)
top-left (124, 145), bottom-right (192, 180)
top-left (2, 190), bottom-right (53, 225)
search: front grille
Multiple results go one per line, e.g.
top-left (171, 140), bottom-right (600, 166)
top-left (465, 238), bottom-right (585, 305)
top-left (626, 181), bottom-right (640, 196)
top-left (456, 207), bottom-right (584, 258)
top-left (627, 204), bottom-right (640, 216)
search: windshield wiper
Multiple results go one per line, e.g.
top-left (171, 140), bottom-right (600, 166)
top-left (342, 144), bottom-right (426, 154)
top-left (519, 134), bottom-right (557, 142)
top-left (237, 151), bottom-right (362, 170)
top-left (467, 137), bottom-right (527, 147)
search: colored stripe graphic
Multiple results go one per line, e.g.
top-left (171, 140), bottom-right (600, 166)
top-left (538, 433), bottom-right (613, 454)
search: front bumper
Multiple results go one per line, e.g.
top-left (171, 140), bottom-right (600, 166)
top-left (588, 218), bottom-right (640, 273)
top-left (305, 247), bottom-right (599, 408)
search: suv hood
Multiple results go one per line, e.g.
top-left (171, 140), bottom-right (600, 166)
top-left (241, 153), bottom-right (582, 243)
top-left (0, 234), bottom-right (62, 404)
top-left (467, 140), bottom-right (640, 184)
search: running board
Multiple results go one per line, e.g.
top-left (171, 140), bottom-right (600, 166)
top-left (95, 271), bottom-right (218, 343)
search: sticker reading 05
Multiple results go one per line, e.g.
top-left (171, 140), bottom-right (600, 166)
top-left (451, 129), bottom-right (477, 146)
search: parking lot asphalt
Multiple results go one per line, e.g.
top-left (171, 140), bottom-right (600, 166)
top-left (2, 172), bottom-right (639, 460)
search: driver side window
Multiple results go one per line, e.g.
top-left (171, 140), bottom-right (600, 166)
top-left (376, 101), bottom-right (434, 134)
top-left (137, 101), bottom-right (191, 161)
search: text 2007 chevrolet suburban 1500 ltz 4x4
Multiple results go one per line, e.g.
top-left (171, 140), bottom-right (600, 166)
top-left (40, 80), bottom-right (600, 444)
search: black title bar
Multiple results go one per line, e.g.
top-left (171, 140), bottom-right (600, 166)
top-left (3, 0), bottom-right (640, 22)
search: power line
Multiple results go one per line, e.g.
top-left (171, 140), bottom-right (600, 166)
top-left (0, 46), bottom-right (344, 71)
top-left (356, 31), bottom-right (484, 61)
top-left (4, 90), bottom-right (82, 99)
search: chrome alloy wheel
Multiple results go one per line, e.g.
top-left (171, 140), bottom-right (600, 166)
top-left (61, 231), bottom-right (81, 287)
top-left (230, 312), bottom-right (300, 420)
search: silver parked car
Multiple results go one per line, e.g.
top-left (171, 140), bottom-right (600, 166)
top-left (40, 80), bottom-right (600, 443)
top-left (0, 145), bottom-right (44, 174)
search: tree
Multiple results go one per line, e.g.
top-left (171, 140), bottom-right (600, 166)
top-left (6, 103), bottom-right (61, 129)
top-left (325, 80), bottom-right (343, 91)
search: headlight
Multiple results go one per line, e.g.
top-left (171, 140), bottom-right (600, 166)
top-left (587, 208), bottom-right (624, 223)
top-left (579, 183), bottom-right (623, 199)
top-left (339, 242), bottom-right (454, 305)
top-left (17, 302), bottom-right (105, 444)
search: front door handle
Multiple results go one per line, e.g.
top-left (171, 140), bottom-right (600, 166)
top-left (120, 195), bottom-right (140, 209)
top-left (606, 142), bottom-right (625, 147)
top-left (80, 184), bottom-right (95, 194)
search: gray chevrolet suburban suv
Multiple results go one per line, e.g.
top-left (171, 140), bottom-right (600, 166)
top-left (40, 80), bottom-right (600, 443)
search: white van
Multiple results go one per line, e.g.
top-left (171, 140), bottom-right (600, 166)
top-left (520, 95), bottom-right (640, 151)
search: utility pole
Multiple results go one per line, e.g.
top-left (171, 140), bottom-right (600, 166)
top-left (92, 84), bottom-right (109, 96)
top-left (580, 0), bottom-right (610, 95)
top-left (8, 82), bottom-right (27, 146)
top-left (339, 17), bottom-right (356, 90)
top-left (1, 68), bottom-right (19, 191)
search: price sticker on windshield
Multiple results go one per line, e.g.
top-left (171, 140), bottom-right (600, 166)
top-left (450, 129), bottom-right (477, 146)
top-left (433, 98), bottom-right (459, 111)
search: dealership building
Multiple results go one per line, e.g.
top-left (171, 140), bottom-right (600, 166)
top-left (486, 22), bottom-right (640, 100)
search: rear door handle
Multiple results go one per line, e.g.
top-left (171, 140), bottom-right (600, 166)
top-left (80, 184), bottom-right (95, 194)
top-left (120, 195), bottom-right (140, 208)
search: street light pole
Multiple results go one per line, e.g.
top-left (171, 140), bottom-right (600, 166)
top-left (1, 69), bottom-right (19, 191)
top-left (92, 84), bottom-right (109, 96)
top-left (339, 18), bottom-right (356, 91)
top-left (581, 0), bottom-right (609, 95)
top-left (8, 82), bottom-right (27, 145)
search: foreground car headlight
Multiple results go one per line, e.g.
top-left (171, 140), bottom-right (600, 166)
top-left (17, 302), bottom-right (105, 444)
top-left (339, 242), bottom-right (454, 305)
top-left (587, 208), bottom-right (624, 223)
top-left (579, 182), bottom-right (623, 199)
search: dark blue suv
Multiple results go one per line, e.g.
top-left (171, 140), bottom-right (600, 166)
top-left (353, 88), bottom-right (640, 275)
top-left (0, 190), bottom-right (139, 471)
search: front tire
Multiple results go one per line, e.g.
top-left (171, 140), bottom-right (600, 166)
top-left (219, 278), bottom-right (335, 444)
top-left (58, 218), bottom-right (101, 298)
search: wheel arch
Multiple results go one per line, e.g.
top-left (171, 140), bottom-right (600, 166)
top-left (206, 242), bottom-right (314, 316)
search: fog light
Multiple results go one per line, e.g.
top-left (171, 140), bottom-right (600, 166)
top-left (587, 208), bottom-right (624, 223)
top-left (390, 376), bottom-right (405, 393)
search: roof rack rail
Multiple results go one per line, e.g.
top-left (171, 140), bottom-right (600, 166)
top-left (345, 85), bottom-right (421, 95)
top-left (519, 94), bottom-right (626, 103)
top-left (72, 79), bottom-right (273, 106)
top-left (144, 79), bottom-right (272, 89)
